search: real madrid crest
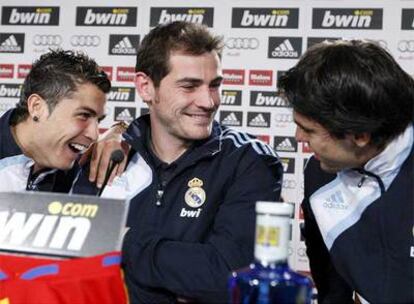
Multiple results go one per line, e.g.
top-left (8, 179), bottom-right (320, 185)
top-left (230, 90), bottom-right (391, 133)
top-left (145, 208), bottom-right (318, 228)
top-left (184, 177), bottom-right (206, 208)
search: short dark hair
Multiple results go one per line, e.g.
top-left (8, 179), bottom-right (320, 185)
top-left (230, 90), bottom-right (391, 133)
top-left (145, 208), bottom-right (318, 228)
top-left (135, 21), bottom-right (224, 87)
top-left (12, 49), bottom-right (111, 125)
top-left (278, 39), bottom-right (414, 148)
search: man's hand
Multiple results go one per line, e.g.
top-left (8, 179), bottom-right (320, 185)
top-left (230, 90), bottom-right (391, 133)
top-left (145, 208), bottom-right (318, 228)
top-left (81, 126), bottom-right (130, 188)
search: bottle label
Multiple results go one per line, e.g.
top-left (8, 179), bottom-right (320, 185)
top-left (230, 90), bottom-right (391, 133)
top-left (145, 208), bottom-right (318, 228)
top-left (255, 213), bottom-right (290, 263)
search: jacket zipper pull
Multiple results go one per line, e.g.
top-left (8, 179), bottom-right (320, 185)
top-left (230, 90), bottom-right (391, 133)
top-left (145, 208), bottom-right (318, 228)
top-left (156, 189), bottom-right (163, 206)
top-left (358, 175), bottom-right (366, 188)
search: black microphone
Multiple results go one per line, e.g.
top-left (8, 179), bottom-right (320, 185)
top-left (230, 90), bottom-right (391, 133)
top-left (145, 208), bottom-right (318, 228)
top-left (97, 149), bottom-right (125, 196)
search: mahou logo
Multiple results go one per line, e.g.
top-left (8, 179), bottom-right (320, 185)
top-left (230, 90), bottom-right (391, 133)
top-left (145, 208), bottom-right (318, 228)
top-left (116, 67), bottom-right (135, 82)
top-left (255, 135), bottom-right (270, 145)
top-left (150, 7), bottom-right (214, 27)
top-left (249, 70), bottom-right (273, 86)
top-left (76, 7), bottom-right (137, 26)
top-left (401, 9), bottom-right (414, 30)
top-left (312, 8), bottom-right (383, 29)
top-left (221, 90), bottom-right (242, 106)
top-left (107, 86), bottom-right (135, 102)
top-left (223, 69), bottom-right (245, 85)
top-left (17, 64), bottom-right (31, 78)
top-left (1, 6), bottom-right (59, 26)
top-left (231, 8), bottom-right (299, 28)
top-left (100, 66), bottom-right (113, 81)
top-left (0, 64), bottom-right (14, 78)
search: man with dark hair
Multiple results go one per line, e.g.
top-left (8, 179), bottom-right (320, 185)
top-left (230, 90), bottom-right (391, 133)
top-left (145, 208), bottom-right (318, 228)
top-left (96, 21), bottom-right (283, 302)
top-left (0, 49), bottom-right (110, 192)
top-left (278, 40), bottom-right (414, 303)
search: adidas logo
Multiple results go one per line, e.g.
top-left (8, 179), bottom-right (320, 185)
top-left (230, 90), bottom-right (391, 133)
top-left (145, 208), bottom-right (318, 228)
top-left (0, 35), bottom-right (22, 53)
top-left (221, 112), bottom-right (241, 126)
top-left (271, 39), bottom-right (298, 58)
top-left (115, 108), bottom-right (134, 122)
top-left (111, 36), bottom-right (136, 55)
top-left (276, 137), bottom-right (295, 152)
top-left (323, 191), bottom-right (347, 210)
top-left (248, 113), bottom-right (269, 127)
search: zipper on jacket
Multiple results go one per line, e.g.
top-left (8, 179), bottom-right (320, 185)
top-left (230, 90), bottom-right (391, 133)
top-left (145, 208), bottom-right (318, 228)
top-left (156, 187), bottom-right (163, 206)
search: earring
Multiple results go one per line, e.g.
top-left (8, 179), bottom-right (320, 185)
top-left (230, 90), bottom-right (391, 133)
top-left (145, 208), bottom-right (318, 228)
top-left (33, 116), bottom-right (39, 122)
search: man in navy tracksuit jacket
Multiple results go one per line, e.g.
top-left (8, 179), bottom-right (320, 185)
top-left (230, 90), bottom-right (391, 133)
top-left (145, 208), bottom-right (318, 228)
top-left (0, 109), bottom-right (78, 192)
top-left (0, 50), bottom-right (110, 193)
top-left (278, 40), bottom-right (414, 303)
top-left (85, 22), bottom-right (283, 303)
top-left (111, 115), bottom-right (282, 303)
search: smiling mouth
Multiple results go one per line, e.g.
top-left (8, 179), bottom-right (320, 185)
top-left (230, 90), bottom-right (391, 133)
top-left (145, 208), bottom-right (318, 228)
top-left (186, 113), bottom-right (213, 120)
top-left (68, 143), bottom-right (89, 154)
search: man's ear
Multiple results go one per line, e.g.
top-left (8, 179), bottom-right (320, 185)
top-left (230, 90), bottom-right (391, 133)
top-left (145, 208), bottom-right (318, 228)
top-left (27, 94), bottom-right (49, 121)
top-left (350, 133), bottom-right (371, 148)
top-left (135, 72), bottom-right (155, 105)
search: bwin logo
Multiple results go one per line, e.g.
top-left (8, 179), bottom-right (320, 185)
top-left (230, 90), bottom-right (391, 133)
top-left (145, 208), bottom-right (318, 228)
top-left (4, 7), bottom-right (59, 25)
top-left (85, 9), bottom-right (126, 25)
top-left (78, 7), bottom-right (137, 26)
top-left (0, 84), bottom-right (21, 98)
top-left (221, 90), bottom-right (242, 106)
top-left (240, 10), bottom-right (288, 27)
top-left (0, 202), bottom-right (97, 251)
top-left (232, 8), bottom-right (299, 28)
top-left (322, 10), bottom-right (371, 28)
top-left (222, 94), bottom-right (236, 105)
top-left (313, 9), bottom-right (383, 29)
top-left (180, 208), bottom-right (202, 218)
top-left (107, 87), bottom-right (134, 102)
top-left (251, 91), bottom-right (289, 107)
top-left (158, 9), bottom-right (204, 24)
top-left (9, 8), bottom-right (50, 24)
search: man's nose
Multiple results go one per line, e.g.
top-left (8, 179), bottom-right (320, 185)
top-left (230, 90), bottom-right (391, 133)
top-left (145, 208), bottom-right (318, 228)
top-left (196, 87), bottom-right (216, 109)
top-left (85, 119), bottom-right (99, 141)
top-left (295, 127), bottom-right (306, 143)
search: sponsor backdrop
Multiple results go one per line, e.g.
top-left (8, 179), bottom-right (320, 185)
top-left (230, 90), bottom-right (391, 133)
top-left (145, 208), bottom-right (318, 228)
top-left (0, 0), bottom-right (413, 273)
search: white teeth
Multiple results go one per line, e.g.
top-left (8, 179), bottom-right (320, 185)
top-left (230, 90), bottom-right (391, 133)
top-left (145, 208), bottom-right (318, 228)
top-left (69, 143), bottom-right (88, 153)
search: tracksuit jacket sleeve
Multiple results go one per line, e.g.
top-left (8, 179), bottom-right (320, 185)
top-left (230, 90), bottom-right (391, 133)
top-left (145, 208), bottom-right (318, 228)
top-left (302, 157), bottom-right (353, 303)
top-left (122, 153), bottom-right (282, 302)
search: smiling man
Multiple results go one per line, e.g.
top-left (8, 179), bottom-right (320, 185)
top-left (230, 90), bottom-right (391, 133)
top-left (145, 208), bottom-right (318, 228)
top-left (0, 49), bottom-right (110, 192)
top-left (278, 40), bottom-right (414, 303)
top-left (103, 21), bottom-right (283, 303)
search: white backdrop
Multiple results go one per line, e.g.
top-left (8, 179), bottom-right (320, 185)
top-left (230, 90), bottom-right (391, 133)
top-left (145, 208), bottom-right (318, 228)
top-left (0, 0), bottom-right (413, 272)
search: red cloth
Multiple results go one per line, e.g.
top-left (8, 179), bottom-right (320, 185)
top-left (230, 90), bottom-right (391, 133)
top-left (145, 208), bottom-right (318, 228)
top-left (0, 252), bottom-right (128, 304)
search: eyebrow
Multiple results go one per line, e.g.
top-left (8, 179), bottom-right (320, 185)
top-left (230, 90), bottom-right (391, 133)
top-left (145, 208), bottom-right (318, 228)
top-left (78, 106), bottom-right (106, 122)
top-left (176, 76), bottom-right (223, 86)
top-left (294, 119), bottom-right (313, 132)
